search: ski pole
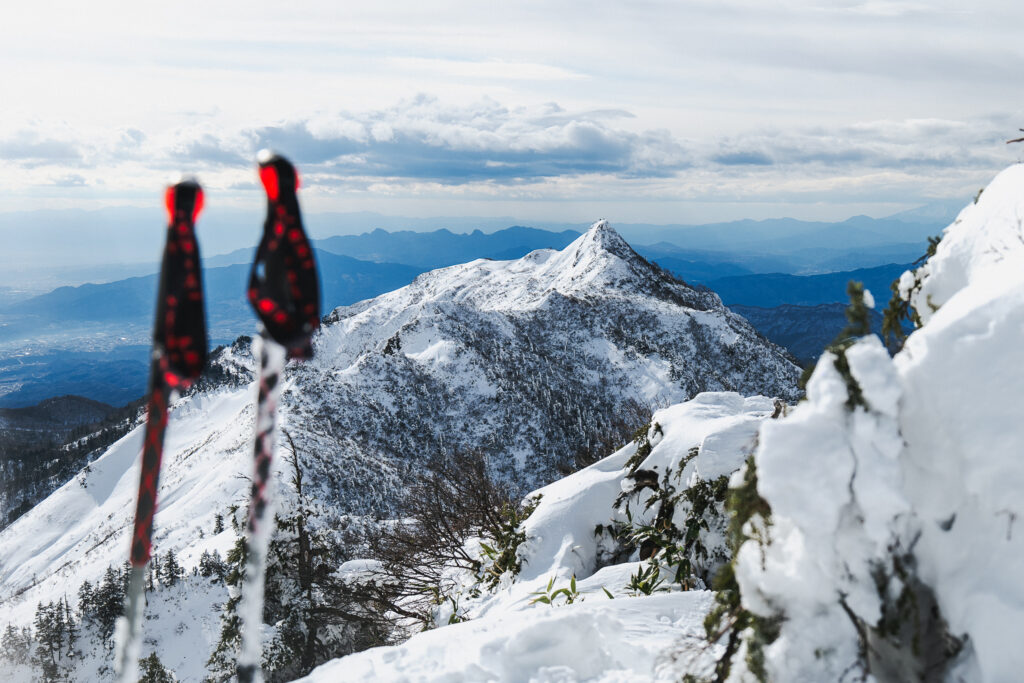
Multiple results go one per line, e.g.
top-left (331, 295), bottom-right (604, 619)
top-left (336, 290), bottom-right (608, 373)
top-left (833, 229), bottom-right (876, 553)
top-left (237, 151), bottom-right (320, 683)
top-left (115, 179), bottom-right (209, 682)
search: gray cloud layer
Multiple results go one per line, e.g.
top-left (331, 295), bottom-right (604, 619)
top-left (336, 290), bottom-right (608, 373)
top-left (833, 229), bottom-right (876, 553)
top-left (3, 97), bottom-right (1019, 216)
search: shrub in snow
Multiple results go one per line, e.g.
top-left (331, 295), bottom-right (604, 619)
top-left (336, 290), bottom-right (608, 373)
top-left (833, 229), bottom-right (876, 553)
top-left (1, 624), bottom-right (32, 666)
top-left (882, 235), bottom-right (941, 347)
top-left (364, 449), bottom-right (541, 631)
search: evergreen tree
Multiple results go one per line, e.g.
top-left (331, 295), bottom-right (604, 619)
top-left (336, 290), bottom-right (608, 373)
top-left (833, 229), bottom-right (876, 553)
top-left (1, 623), bottom-right (30, 665)
top-left (210, 437), bottom-right (386, 681)
top-left (160, 549), bottom-right (183, 587)
top-left (32, 600), bottom-right (68, 682)
top-left (259, 434), bottom-right (386, 680)
top-left (138, 651), bottom-right (175, 682)
top-left (199, 550), bottom-right (227, 581)
top-left (94, 565), bottom-right (126, 643)
top-left (214, 513), bottom-right (225, 534)
top-left (76, 580), bottom-right (95, 624)
top-left (207, 537), bottom-right (247, 680)
top-left (62, 597), bottom-right (76, 656)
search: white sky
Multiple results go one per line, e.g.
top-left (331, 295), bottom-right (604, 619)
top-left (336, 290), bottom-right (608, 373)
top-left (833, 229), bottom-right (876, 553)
top-left (1, 0), bottom-right (1022, 223)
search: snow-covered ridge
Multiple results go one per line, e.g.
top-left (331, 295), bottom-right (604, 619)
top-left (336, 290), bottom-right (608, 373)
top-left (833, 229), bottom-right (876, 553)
top-left (905, 166), bottom-right (1024, 325)
top-left (324, 219), bottom-right (717, 327)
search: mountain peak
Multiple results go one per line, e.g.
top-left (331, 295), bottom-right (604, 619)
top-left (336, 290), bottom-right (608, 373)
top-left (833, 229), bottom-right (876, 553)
top-left (573, 219), bottom-right (635, 260)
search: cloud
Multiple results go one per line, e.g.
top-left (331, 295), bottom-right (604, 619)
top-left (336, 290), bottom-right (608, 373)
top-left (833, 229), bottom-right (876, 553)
top-left (172, 134), bottom-right (248, 166)
top-left (0, 131), bottom-right (82, 164)
top-left (51, 173), bottom-right (87, 187)
top-left (250, 122), bottom-right (364, 163)
top-left (242, 98), bottom-right (689, 185)
top-left (0, 97), bottom-right (1016, 224)
top-left (712, 151), bottom-right (774, 166)
top-left (706, 116), bottom-right (1013, 172)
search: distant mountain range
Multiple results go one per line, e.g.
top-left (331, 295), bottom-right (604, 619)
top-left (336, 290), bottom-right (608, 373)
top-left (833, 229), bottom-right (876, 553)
top-left (729, 303), bottom-right (887, 365)
top-left (0, 221), bottom-right (926, 407)
top-left (705, 263), bottom-right (911, 308)
top-left (0, 205), bottom-right (952, 290)
top-left (315, 226), bottom-right (583, 269)
top-left (4, 252), bottom-right (423, 331)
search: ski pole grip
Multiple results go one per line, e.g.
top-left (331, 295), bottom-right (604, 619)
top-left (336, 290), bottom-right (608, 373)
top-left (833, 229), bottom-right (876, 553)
top-left (248, 151), bottom-right (321, 359)
top-left (154, 179), bottom-right (209, 388)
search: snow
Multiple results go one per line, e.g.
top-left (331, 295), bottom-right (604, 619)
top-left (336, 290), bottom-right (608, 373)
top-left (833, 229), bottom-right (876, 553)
top-left (296, 591), bottom-right (716, 683)
top-left (0, 385), bottom-right (259, 658)
top-left (9, 160), bottom-right (1024, 680)
top-left (515, 392), bottom-right (774, 587)
top-left (300, 392), bottom-right (779, 682)
top-left (734, 163), bottom-right (1024, 681)
top-left (7, 161), bottom-right (1024, 680)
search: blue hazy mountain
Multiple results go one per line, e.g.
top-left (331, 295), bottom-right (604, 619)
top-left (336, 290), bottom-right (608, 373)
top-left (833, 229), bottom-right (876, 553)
top-left (0, 252), bottom-right (424, 407)
top-left (614, 215), bottom-right (943, 253)
top-left (705, 263), bottom-right (912, 307)
top-left (314, 226), bottom-right (583, 269)
top-left (0, 348), bottom-right (150, 408)
top-left (3, 251), bottom-right (424, 329)
top-left (637, 254), bottom-right (754, 283)
top-left (0, 219), bottom-right (935, 407)
top-left (729, 303), bottom-right (887, 365)
top-left (0, 206), bottom-right (950, 290)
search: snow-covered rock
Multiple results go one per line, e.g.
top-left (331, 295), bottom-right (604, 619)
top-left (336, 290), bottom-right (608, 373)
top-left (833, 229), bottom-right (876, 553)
top-left (296, 590), bottom-right (716, 683)
top-left (735, 164), bottom-right (1024, 682)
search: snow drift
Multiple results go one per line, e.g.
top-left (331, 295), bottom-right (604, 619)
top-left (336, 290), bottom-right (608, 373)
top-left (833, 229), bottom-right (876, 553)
top-left (734, 164), bottom-right (1024, 681)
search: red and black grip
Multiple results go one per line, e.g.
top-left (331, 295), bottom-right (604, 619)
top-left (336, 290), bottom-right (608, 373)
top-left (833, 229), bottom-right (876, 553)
top-left (155, 180), bottom-right (209, 387)
top-left (129, 179), bottom-right (209, 568)
top-left (248, 153), bottom-right (321, 359)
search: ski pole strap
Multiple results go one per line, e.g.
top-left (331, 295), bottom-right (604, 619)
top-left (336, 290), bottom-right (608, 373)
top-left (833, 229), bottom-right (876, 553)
top-left (248, 152), bottom-right (320, 359)
top-left (156, 179), bottom-right (209, 386)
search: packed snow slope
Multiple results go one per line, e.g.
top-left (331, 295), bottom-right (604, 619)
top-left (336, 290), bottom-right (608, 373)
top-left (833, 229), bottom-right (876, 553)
top-left (733, 164), bottom-right (1024, 682)
top-left (0, 221), bottom-right (799, 679)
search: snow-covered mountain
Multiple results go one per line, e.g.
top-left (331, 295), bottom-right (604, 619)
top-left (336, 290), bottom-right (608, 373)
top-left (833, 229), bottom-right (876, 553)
top-left (294, 166), bottom-right (1024, 682)
top-left (6, 160), bottom-right (1022, 681)
top-left (283, 219), bottom-right (800, 511)
top-left (0, 220), bottom-right (799, 680)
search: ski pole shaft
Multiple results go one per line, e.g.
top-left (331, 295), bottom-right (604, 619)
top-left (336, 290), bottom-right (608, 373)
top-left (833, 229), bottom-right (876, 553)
top-left (236, 332), bottom-right (287, 683)
top-left (115, 378), bottom-right (170, 681)
top-left (115, 180), bottom-right (208, 683)
top-left (236, 151), bottom-right (320, 681)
